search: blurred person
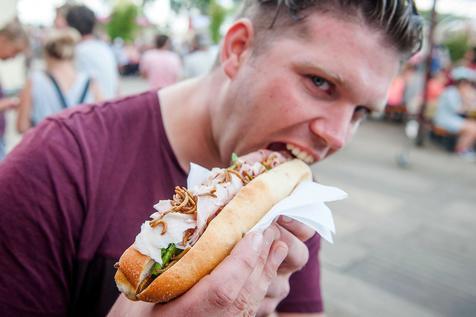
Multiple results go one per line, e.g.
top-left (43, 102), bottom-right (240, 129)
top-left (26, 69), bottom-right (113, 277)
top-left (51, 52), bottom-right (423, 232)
top-left (183, 33), bottom-right (217, 78)
top-left (0, 18), bottom-right (29, 160)
top-left (425, 69), bottom-right (448, 118)
top-left (0, 1), bottom-right (423, 316)
top-left (140, 34), bottom-right (182, 88)
top-left (54, 3), bottom-right (75, 29)
top-left (16, 28), bottom-right (102, 133)
top-left (463, 46), bottom-right (476, 71)
top-left (66, 5), bottom-right (119, 99)
top-left (403, 62), bottom-right (424, 114)
top-left (434, 67), bottom-right (476, 160)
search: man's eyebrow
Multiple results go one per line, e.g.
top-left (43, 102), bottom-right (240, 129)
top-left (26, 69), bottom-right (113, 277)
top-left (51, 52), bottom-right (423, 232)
top-left (301, 61), bottom-right (346, 87)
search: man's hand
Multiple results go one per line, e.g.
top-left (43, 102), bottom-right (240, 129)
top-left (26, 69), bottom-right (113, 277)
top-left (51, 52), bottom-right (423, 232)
top-left (256, 216), bottom-right (315, 316)
top-left (108, 225), bottom-right (288, 317)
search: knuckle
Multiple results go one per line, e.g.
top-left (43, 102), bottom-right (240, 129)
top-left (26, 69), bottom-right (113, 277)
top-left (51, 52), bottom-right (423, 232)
top-left (209, 283), bottom-right (235, 309)
top-left (257, 298), bottom-right (278, 316)
top-left (299, 244), bottom-right (310, 267)
top-left (232, 293), bottom-right (250, 312)
top-left (278, 279), bottom-right (291, 299)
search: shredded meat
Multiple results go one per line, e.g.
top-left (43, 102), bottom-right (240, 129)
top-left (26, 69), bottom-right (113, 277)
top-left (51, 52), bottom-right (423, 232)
top-left (149, 187), bottom-right (198, 229)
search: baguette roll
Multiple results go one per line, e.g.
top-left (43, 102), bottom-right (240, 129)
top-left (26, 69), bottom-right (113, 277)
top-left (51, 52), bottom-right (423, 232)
top-left (115, 157), bottom-right (311, 303)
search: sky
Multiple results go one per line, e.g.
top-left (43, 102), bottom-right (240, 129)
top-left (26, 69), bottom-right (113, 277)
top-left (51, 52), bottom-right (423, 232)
top-left (416, 0), bottom-right (476, 17)
top-left (7, 0), bottom-right (476, 26)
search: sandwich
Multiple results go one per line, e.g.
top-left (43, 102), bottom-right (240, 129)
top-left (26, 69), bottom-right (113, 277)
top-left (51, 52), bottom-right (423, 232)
top-left (114, 150), bottom-right (312, 303)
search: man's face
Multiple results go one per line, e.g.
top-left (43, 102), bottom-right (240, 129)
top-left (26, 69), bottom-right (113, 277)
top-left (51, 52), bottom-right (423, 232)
top-left (215, 13), bottom-right (400, 164)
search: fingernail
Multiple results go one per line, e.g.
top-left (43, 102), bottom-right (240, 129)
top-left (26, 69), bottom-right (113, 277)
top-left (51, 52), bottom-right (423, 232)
top-left (251, 231), bottom-right (264, 251)
top-left (272, 246), bottom-right (288, 266)
top-left (280, 215), bottom-right (293, 223)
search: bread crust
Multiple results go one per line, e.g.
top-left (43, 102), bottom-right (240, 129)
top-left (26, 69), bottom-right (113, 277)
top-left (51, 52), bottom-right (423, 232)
top-left (115, 159), bottom-right (311, 302)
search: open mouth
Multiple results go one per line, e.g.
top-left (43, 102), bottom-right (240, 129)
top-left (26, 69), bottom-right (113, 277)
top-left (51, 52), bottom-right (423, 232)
top-left (267, 142), bottom-right (316, 165)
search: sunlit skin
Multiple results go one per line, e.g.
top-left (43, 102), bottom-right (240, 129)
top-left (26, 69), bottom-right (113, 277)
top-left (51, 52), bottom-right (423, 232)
top-left (161, 13), bottom-right (401, 172)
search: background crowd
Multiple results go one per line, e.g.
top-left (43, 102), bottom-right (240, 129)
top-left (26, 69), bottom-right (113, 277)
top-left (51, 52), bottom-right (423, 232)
top-left (2, 2), bottom-right (476, 163)
top-left (0, 3), bottom-right (218, 161)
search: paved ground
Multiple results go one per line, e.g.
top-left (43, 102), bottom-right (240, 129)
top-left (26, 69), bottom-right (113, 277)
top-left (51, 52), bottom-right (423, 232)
top-left (314, 119), bottom-right (476, 317)
top-left (4, 76), bottom-right (476, 316)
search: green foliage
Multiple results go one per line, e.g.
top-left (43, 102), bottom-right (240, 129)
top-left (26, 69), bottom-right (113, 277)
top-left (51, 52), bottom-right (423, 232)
top-left (209, 1), bottom-right (226, 44)
top-left (443, 33), bottom-right (469, 63)
top-left (170, 0), bottom-right (211, 14)
top-left (107, 2), bottom-right (139, 43)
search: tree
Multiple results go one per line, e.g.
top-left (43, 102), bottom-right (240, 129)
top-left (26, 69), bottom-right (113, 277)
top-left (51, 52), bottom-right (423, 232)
top-left (107, 1), bottom-right (139, 43)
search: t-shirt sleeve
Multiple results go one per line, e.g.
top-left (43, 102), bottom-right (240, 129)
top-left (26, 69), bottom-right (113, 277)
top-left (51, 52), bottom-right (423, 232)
top-left (276, 234), bottom-right (323, 313)
top-left (0, 120), bottom-right (85, 316)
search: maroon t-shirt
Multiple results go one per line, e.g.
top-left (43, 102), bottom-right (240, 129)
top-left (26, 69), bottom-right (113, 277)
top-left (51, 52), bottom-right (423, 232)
top-left (0, 91), bottom-right (322, 316)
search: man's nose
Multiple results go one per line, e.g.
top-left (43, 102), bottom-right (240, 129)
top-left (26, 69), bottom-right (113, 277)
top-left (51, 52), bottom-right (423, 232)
top-left (309, 106), bottom-right (354, 151)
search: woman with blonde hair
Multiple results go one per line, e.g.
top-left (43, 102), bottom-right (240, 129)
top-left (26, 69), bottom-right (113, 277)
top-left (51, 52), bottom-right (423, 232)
top-left (17, 28), bottom-right (102, 133)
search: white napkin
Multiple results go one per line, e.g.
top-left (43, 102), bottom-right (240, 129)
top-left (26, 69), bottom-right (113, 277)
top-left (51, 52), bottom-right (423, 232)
top-left (187, 163), bottom-right (347, 243)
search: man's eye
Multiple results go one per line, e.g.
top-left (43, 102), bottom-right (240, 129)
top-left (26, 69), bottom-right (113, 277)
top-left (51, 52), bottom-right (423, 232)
top-left (309, 76), bottom-right (332, 92)
top-left (353, 106), bottom-right (371, 122)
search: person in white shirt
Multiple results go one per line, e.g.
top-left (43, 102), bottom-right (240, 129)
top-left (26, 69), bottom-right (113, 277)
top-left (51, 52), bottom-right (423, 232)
top-left (66, 5), bottom-right (119, 99)
top-left (183, 33), bottom-right (218, 79)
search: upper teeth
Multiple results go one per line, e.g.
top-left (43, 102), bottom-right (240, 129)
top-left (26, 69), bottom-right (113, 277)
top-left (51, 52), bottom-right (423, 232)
top-left (286, 144), bottom-right (315, 164)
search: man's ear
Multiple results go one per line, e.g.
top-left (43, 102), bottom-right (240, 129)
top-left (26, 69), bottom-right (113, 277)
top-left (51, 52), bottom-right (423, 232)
top-left (220, 18), bottom-right (254, 79)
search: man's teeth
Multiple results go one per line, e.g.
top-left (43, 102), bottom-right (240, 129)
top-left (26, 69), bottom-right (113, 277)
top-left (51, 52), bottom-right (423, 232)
top-left (286, 144), bottom-right (315, 164)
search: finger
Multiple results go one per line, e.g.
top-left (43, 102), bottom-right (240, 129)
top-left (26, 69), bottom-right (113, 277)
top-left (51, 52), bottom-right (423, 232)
top-left (277, 215), bottom-right (315, 241)
top-left (275, 224), bottom-right (310, 273)
top-left (235, 240), bottom-right (288, 316)
top-left (232, 226), bottom-right (281, 305)
top-left (186, 227), bottom-right (279, 314)
top-left (263, 273), bottom-right (291, 300)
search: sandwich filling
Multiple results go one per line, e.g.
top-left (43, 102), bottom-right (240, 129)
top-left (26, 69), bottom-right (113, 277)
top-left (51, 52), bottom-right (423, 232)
top-left (132, 151), bottom-right (289, 284)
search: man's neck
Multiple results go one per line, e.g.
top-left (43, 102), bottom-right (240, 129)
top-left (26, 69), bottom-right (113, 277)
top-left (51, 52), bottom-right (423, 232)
top-left (159, 72), bottom-right (227, 172)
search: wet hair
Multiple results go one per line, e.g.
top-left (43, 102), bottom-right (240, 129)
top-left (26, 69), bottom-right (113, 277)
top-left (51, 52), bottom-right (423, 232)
top-left (66, 5), bottom-right (96, 36)
top-left (0, 18), bottom-right (29, 48)
top-left (155, 34), bottom-right (169, 49)
top-left (237, 0), bottom-right (423, 58)
top-left (44, 28), bottom-right (80, 60)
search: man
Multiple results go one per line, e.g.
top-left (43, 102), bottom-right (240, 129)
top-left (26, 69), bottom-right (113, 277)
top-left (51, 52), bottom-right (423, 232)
top-left (66, 5), bottom-right (119, 99)
top-left (0, 0), bottom-right (422, 316)
top-left (140, 34), bottom-right (182, 89)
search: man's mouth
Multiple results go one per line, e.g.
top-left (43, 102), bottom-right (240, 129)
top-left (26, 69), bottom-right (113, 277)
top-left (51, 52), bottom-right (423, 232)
top-left (267, 142), bottom-right (317, 165)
